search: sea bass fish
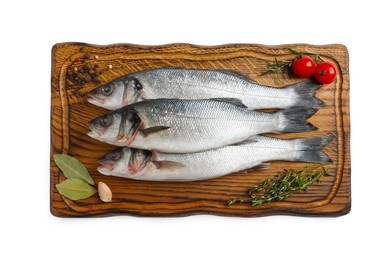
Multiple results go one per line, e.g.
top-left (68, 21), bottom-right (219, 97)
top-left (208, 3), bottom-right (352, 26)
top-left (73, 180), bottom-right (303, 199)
top-left (97, 136), bottom-right (332, 182)
top-left (87, 98), bottom-right (317, 153)
top-left (87, 67), bottom-right (322, 110)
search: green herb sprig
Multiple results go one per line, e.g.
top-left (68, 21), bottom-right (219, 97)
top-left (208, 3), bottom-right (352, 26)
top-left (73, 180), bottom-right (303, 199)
top-left (228, 164), bottom-right (330, 206)
top-left (260, 57), bottom-right (292, 76)
top-left (260, 48), bottom-right (324, 77)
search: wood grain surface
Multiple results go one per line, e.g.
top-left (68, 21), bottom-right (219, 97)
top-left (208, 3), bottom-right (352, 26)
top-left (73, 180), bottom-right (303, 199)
top-left (50, 43), bottom-right (350, 217)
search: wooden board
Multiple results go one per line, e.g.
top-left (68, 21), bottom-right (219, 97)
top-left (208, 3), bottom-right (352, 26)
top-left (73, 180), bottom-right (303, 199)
top-left (50, 43), bottom-right (350, 217)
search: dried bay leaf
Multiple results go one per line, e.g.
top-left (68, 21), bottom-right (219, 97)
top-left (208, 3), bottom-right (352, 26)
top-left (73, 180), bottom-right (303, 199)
top-left (56, 179), bottom-right (97, 200)
top-left (54, 154), bottom-right (94, 185)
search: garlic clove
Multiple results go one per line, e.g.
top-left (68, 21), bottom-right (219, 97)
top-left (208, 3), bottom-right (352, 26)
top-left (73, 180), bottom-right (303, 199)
top-left (98, 182), bottom-right (112, 202)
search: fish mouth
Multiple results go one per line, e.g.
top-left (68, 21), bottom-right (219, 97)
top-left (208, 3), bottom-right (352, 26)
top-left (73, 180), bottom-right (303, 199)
top-left (97, 164), bottom-right (114, 171)
top-left (87, 96), bottom-right (105, 105)
top-left (87, 131), bottom-right (99, 139)
top-left (97, 157), bottom-right (115, 172)
top-left (97, 166), bottom-right (113, 176)
top-left (87, 131), bottom-right (94, 137)
top-left (87, 120), bottom-right (101, 139)
top-left (87, 91), bottom-right (106, 104)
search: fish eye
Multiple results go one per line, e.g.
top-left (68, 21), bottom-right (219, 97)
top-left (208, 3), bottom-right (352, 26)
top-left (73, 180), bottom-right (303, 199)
top-left (99, 115), bottom-right (113, 127)
top-left (101, 85), bottom-right (113, 95)
top-left (134, 79), bottom-right (142, 90)
top-left (110, 150), bottom-right (122, 161)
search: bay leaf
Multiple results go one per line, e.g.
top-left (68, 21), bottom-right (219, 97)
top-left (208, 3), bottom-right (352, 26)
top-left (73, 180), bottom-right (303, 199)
top-left (55, 179), bottom-right (97, 200)
top-left (54, 154), bottom-right (94, 185)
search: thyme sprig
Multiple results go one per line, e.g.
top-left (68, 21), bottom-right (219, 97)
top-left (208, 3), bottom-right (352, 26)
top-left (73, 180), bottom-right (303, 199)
top-left (227, 164), bottom-right (330, 206)
top-left (260, 57), bottom-right (292, 76)
top-left (260, 48), bottom-right (325, 77)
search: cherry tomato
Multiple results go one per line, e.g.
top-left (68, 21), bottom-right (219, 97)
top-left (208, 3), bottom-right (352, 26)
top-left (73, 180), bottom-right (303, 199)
top-left (291, 55), bottom-right (316, 78)
top-left (314, 62), bottom-right (337, 84)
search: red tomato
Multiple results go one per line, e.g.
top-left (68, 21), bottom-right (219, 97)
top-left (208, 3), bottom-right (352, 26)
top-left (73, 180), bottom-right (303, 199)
top-left (292, 55), bottom-right (316, 78)
top-left (314, 62), bottom-right (337, 84)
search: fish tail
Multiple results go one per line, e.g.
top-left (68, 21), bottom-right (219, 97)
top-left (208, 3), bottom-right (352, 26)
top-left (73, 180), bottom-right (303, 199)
top-left (294, 136), bottom-right (333, 163)
top-left (286, 80), bottom-right (323, 108)
top-left (277, 107), bottom-right (318, 133)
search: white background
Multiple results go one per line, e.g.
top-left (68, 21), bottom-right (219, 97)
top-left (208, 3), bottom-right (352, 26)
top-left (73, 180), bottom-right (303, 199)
top-left (0, 0), bottom-right (388, 259)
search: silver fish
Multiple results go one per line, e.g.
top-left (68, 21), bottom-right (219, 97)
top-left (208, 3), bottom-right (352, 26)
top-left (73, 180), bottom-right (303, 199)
top-left (87, 67), bottom-right (322, 110)
top-left (87, 98), bottom-right (317, 153)
top-left (97, 136), bottom-right (332, 182)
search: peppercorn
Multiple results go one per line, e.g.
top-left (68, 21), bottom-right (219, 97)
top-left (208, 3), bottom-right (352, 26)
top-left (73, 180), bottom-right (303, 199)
top-left (84, 63), bottom-right (92, 70)
top-left (84, 75), bottom-right (92, 82)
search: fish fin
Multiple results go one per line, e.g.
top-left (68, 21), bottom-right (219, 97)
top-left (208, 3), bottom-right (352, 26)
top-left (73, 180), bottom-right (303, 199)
top-left (230, 137), bottom-right (259, 146)
top-left (246, 163), bottom-right (271, 172)
top-left (139, 126), bottom-right (170, 137)
top-left (285, 80), bottom-right (323, 108)
top-left (152, 161), bottom-right (186, 171)
top-left (294, 136), bottom-right (333, 163)
top-left (216, 70), bottom-right (258, 84)
top-left (209, 98), bottom-right (247, 108)
top-left (276, 107), bottom-right (318, 133)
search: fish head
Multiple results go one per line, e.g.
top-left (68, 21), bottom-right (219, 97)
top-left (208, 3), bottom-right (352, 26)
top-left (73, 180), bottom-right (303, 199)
top-left (87, 109), bottom-right (141, 146)
top-left (87, 76), bottom-right (143, 110)
top-left (97, 148), bottom-right (152, 177)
